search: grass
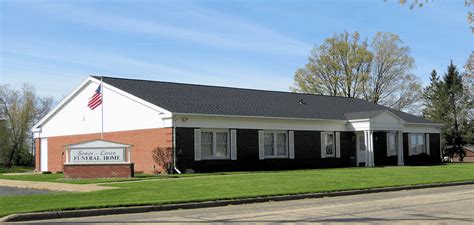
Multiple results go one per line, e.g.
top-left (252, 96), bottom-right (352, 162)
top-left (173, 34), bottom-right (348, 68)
top-left (1, 164), bottom-right (474, 217)
top-left (0, 166), bottom-right (34, 174)
top-left (0, 169), bottom-right (232, 184)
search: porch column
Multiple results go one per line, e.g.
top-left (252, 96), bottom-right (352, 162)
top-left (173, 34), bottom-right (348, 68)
top-left (364, 130), bottom-right (375, 167)
top-left (369, 130), bottom-right (375, 167)
top-left (397, 130), bottom-right (404, 166)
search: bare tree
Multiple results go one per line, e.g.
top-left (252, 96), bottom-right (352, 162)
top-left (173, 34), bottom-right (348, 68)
top-left (0, 84), bottom-right (52, 168)
top-left (363, 32), bottom-right (420, 111)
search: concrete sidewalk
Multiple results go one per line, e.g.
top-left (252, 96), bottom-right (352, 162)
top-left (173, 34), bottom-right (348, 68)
top-left (0, 179), bottom-right (116, 192)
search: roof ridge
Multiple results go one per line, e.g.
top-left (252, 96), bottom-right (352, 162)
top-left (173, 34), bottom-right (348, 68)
top-left (92, 75), bottom-right (371, 101)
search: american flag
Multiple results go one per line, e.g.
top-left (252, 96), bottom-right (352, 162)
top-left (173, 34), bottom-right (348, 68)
top-left (88, 85), bottom-right (102, 110)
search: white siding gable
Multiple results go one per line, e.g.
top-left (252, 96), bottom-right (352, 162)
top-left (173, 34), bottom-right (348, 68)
top-left (38, 79), bottom-right (171, 138)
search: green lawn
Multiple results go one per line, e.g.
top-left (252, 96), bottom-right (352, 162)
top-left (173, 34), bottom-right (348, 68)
top-left (0, 166), bottom-right (34, 174)
top-left (1, 164), bottom-right (474, 217)
top-left (0, 169), bottom-right (233, 184)
top-left (0, 172), bottom-right (169, 184)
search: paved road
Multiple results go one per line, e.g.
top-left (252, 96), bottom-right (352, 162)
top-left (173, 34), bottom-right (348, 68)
top-left (0, 186), bottom-right (51, 196)
top-left (20, 184), bottom-right (474, 224)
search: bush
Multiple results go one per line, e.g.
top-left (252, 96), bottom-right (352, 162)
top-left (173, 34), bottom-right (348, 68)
top-left (151, 147), bottom-right (173, 174)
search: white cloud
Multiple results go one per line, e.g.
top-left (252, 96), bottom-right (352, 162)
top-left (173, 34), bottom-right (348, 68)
top-left (34, 2), bottom-right (311, 55)
top-left (2, 39), bottom-right (293, 98)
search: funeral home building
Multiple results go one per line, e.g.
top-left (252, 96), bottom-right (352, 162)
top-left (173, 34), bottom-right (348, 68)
top-left (32, 76), bottom-right (442, 174)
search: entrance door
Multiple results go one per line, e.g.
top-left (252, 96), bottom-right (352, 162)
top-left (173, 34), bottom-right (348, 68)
top-left (356, 133), bottom-right (366, 166)
top-left (40, 138), bottom-right (48, 172)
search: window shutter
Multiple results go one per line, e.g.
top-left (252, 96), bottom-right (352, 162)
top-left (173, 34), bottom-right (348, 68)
top-left (386, 134), bottom-right (390, 157)
top-left (289, 131), bottom-right (295, 159)
top-left (258, 130), bottom-right (264, 160)
top-left (408, 134), bottom-right (412, 156)
top-left (425, 133), bottom-right (430, 155)
top-left (321, 132), bottom-right (326, 158)
top-left (194, 129), bottom-right (201, 161)
top-left (335, 132), bottom-right (341, 158)
top-left (231, 129), bottom-right (237, 160)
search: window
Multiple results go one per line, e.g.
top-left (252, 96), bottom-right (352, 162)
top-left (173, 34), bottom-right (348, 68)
top-left (201, 130), bottom-right (229, 159)
top-left (387, 132), bottom-right (397, 156)
top-left (409, 133), bottom-right (426, 155)
top-left (325, 132), bottom-right (335, 157)
top-left (264, 131), bottom-right (288, 158)
top-left (358, 134), bottom-right (365, 152)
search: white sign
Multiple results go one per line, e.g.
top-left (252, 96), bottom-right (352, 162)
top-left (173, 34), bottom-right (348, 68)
top-left (70, 148), bottom-right (125, 164)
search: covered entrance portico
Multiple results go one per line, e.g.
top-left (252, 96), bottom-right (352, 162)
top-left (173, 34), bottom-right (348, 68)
top-left (347, 110), bottom-right (405, 167)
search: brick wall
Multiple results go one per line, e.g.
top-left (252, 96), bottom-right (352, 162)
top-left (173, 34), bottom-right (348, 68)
top-left (40, 128), bottom-right (172, 174)
top-left (64, 164), bottom-right (134, 179)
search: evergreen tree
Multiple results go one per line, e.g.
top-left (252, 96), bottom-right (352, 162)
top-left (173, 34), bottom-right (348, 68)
top-left (422, 70), bottom-right (445, 120)
top-left (442, 62), bottom-right (471, 161)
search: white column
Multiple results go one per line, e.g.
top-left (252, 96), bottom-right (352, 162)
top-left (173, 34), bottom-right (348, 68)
top-left (397, 131), bottom-right (404, 166)
top-left (364, 130), bottom-right (369, 167)
top-left (368, 130), bottom-right (375, 167)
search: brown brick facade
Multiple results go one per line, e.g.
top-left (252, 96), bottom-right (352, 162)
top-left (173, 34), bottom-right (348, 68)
top-left (36, 128), bottom-right (173, 174)
top-left (64, 164), bottom-right (134, 179)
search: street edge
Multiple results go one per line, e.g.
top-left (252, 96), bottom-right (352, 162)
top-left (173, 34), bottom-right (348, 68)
top-left (2, 181), bottom-right (474, 222)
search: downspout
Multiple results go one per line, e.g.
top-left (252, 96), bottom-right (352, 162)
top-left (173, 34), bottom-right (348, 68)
top-left (172, 115), bottom-right (181, 174)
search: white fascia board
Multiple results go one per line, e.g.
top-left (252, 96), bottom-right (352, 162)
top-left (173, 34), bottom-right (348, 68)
top-left (32, 77), bottom-right (92, 131)
top-left (32, 76), bottom-right (173, 132)
top-left (347, 119), bottom-right (370, 123)
top-left (89, 76), bottom-right (173, 118)
top-left (173, 112), bottom-right (348, 123)
top-left (405, 122), bottom-right (443, 126)
top-left (173, 113), bottom-right (348, 131)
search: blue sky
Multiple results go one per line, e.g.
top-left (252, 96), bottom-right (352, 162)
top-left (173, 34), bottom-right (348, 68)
top-left (1, 0), bottom-right (472, 99)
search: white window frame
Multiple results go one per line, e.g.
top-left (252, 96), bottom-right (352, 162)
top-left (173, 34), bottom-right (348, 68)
top-left (386, 132), bottom-right (398, 156)
top-left (409, 133), bottom-right (426, 155)
top-left (200, 129), bottom-right (230, 160)
top-left (325, 132), bottom-right (336, 158)
top-left (263, 130), bottom-right (288, 159)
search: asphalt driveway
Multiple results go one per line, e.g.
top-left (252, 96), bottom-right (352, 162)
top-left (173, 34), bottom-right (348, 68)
top-left (0, 186), bottom-right (52, 196)
top-left (19, 184), bottom-right (474, 224)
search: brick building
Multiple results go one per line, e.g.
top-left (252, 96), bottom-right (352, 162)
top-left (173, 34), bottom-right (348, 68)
top-left (32, 76), bottom-right (443, 174)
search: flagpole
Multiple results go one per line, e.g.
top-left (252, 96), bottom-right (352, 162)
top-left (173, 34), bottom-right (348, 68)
top-left (101, 76), bottom-right (104, 140)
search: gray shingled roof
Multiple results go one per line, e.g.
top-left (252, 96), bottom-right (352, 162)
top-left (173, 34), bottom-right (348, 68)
top-left (96, 76), bottom-right (434, 124)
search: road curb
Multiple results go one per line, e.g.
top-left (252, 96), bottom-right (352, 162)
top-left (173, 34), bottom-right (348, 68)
top-left (2, 181), bottom-right (474, 222)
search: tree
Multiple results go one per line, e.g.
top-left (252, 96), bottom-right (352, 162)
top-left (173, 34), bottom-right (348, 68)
top-left (422, 70), bottom-right (446, 119)
top-left (292, 31), bottom-right (421, 112)
top-left (0, 84), bottom-right (52, 168)
top-left (362, 32), bottom-right (419, 111)
top-left (422, 69), bottom-right (449, 149)
top-left (291, 31), bottom-right (373, 98)
top-left (441, 62), bottom-right (472, 161)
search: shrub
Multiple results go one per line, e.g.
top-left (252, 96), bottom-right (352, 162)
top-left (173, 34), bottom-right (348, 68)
top-left (151, 147), bottom-right (173, 174)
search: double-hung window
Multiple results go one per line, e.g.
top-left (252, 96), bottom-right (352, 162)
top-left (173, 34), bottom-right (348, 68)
top-left (201, 130), bottom-right (229, 159)
top-left (264, 131), bottom-right (288, 158)
top-left (324, 132), bottom-right (335, 157)
top-left (409, 133), bottom-right (425, 155)
top-left (386, 132), bottom-right (397, 156)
